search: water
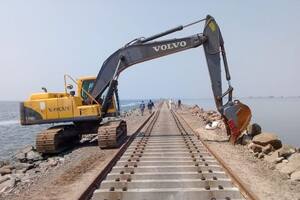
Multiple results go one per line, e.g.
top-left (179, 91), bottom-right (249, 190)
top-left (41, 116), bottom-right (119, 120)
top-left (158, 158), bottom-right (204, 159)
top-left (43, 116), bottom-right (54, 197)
top-left (183, 97), bottom-right (300, 147)
top-left (0, 100), bottom-right (143, 160)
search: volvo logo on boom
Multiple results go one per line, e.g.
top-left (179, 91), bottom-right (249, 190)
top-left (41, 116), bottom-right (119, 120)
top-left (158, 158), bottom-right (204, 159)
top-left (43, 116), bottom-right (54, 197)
top-left (152, 41), bottom-right (187, 52)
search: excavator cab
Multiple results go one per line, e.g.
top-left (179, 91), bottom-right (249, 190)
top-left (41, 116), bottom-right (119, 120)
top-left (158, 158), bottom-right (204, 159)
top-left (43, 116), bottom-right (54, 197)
top-left (80, 79), bottom-right (95, 101)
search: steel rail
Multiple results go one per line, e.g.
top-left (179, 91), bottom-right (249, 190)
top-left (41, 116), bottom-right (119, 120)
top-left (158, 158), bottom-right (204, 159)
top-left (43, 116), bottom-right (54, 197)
top-left (173, 109), bottom-right (259, 200)
top-left (84, 102), bottom-right (248, 200)
top-left (78, 103), bottom-right (162, 200)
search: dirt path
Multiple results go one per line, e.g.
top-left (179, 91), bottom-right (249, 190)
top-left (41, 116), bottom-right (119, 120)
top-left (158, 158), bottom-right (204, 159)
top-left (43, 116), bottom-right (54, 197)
top-left (4, 110), bottom-right (151, 200)
top-left (177, 107), bottom-right (300, 200)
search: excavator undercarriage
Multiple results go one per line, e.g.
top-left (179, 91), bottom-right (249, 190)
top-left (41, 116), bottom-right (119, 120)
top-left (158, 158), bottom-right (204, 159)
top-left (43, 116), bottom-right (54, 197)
top-left (98, 120), bottom-right (127, 148)
top-left (36, 119), bottom-right (127, 154)
top-left (36, 125), bottom-right (80, 154)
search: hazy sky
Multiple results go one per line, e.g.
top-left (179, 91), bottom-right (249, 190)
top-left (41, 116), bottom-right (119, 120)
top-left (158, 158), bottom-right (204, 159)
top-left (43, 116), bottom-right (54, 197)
top-left (0, 0), bottom-right (299, 101)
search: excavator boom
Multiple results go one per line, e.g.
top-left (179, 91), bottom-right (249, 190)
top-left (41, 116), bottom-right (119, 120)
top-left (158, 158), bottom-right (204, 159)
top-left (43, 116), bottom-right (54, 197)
top-left (91, 15), bottom-right (252, 143)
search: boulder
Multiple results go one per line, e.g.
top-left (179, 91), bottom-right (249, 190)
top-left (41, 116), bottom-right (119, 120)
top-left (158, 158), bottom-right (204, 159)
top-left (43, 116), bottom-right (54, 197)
top-left (15, 169), bottom-right (26, 174)
top-left (282, 159), bottom-right (289, 163)
top-left (237, 133), bottom-right (252, 145)
top-left (0, 169), bottom-right (11, 176)
top-left (191, 105), bottom-right (202, 114)
top-left (13, 163), bottom-right (34, 171)
top-left (1, 165), bottom-right (14, 170)
top-left (248, 142), bottom-right (263, 153)
top-left (48, 158), bottom-right (58, 167)
top-left (278, 144), bottom-right (296, 158)
top-left (20, 146), bottom-right (34, 154)
top-left (290, 170), bottom-right (300, 181)
top-left (258, 153), bottom-right (265, 159)
top-left (275, 157), bottom-right (284, 163)
top-left (205, 121), bottom-right (220, 130)
top-left (21, 174), bottom-right (32, 183)
top-left (13, 152), bottom-right (26, 162)
top-left (262, 144), bottom-right (274, 154)
top-left (0, 175), bottom-right (10, 184)
top-left (247, 123), bottom-right (262, 136)
top-left (38, 162), bottom-right (50, 170)
top-left (279, 153), bottom-right (300, 175)
top-left (26, 150), bottom-right (42, 162)
top-left (13, 146), bottom-right (34, 162)
top-left (0, 165), bottom-right (14, 176)
top-left (58, 157), bottom-right (65, 163)
top-left (264, 148), bottom-right (285, 163)
top-left (264, 152), bottom-right (279, 163)
top-left (252, 132), bottom-right (282, 149)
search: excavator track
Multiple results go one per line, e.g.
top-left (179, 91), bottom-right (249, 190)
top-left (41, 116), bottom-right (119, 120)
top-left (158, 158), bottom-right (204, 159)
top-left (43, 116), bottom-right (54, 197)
top-left (36, 125), bottom-right (80, 154)
top-left (98, 120), bottom-right (127, 149)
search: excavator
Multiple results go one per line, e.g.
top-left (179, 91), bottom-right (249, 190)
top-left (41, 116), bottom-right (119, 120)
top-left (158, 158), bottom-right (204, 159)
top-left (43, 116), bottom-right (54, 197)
top-left (20, 15), bottom-right (251, 154)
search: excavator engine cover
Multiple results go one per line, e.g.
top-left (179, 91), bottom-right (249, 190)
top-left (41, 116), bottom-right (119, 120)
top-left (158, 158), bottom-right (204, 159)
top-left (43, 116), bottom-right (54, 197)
top-left (223, 100), bottom-right (251, 144)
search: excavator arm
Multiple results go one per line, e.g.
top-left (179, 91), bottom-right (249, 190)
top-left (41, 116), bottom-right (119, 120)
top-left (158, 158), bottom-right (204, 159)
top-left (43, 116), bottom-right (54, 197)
top-left (91, 15), bottom-right (251, 144)
top-left (91, 34), bottom-right (207, 100)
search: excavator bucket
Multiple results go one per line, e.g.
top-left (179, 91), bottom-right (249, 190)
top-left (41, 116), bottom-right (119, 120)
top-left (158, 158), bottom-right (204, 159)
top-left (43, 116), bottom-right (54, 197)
top-left (223, 100), bottom-right (252, 144)
top-left (203, 15), bottom-right (252, 144)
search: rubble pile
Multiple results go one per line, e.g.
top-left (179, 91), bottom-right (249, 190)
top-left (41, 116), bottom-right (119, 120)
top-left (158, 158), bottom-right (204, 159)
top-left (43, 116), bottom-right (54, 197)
top-left (189, 105), bottom-right (225, 130)
top-left (120, 108), bottom-right (140, 118)
top-left (190, 104), bottom-right (300, 182)
top-left (240, 123), bottom-right (300, 181)
top-left (0, 146), bottom-right (65, 195)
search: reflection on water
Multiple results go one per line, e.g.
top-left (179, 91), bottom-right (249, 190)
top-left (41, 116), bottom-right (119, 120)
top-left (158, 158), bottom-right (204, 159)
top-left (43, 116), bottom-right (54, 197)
top-left (183, 97), bottom-right (300, 147)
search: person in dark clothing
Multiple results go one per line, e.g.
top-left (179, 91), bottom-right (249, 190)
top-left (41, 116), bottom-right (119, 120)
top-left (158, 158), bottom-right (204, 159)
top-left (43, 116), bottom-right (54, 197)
top-left (178, 99), bottom-right (182, 109)
top-left (147, 100), bottom-right (154, 114)
top-left (140, 101), bottom-right (145, 116)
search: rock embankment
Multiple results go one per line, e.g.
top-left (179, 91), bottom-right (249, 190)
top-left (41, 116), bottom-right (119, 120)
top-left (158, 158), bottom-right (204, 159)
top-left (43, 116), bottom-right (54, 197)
top-left (189, 105), bottom-right (225, 131)
top-left (189, 104), bottom-right (300, 182)
top-left (240, 124), bottom-right (300, 181)
top-left (0, 145), bottom-right (66, 195)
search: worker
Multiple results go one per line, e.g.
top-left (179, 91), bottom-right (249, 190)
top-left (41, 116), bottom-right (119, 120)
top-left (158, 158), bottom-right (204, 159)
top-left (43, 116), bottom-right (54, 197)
top-left (147, 100), bottom-right (155, 114)
top-left (139, 101), bottom-right (145, 116)
top-left (177, 99), bottom-right (182, 109)
top-left (168, 99), bottom-right (172, 110)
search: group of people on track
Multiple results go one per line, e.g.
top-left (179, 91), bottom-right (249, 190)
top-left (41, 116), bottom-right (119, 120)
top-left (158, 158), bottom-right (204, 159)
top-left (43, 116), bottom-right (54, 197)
top-left (168, 99), bottom-right (182, 110)
top-left (139, 100), bottom-right (154, 116)
top-left (139, 99), bottom-right (182, 115)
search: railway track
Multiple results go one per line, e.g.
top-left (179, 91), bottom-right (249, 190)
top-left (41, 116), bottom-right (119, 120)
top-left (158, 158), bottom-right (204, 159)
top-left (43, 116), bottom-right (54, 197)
top-left (81, 102), bottom-right (256, 200)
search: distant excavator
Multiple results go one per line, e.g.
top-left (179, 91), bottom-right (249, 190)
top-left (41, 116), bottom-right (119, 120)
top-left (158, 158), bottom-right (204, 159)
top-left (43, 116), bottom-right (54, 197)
top-left (20, 15), bottom-right (251, 154)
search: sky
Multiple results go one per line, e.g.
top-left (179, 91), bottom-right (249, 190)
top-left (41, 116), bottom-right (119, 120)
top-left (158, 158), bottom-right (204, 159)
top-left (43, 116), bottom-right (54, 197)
top-left (0, 0), bottom-right (299, 101)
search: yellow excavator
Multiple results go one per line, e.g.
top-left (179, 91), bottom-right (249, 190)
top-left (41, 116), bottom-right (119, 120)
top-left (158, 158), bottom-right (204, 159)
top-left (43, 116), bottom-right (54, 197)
top-left (21, 75), bottom-right (127, 153)
top-left (20, 15), bottom-right (252, 154)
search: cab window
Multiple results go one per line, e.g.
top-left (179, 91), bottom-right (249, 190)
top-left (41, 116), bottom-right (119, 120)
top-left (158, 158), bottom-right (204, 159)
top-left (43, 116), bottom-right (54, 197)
top-left (81, 80), bottom-right (95, 100)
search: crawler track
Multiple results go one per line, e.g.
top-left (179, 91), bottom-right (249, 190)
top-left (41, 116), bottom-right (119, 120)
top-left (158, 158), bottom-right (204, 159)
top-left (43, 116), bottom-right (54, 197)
top-left (81, 102), bottom-right (256, 200)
